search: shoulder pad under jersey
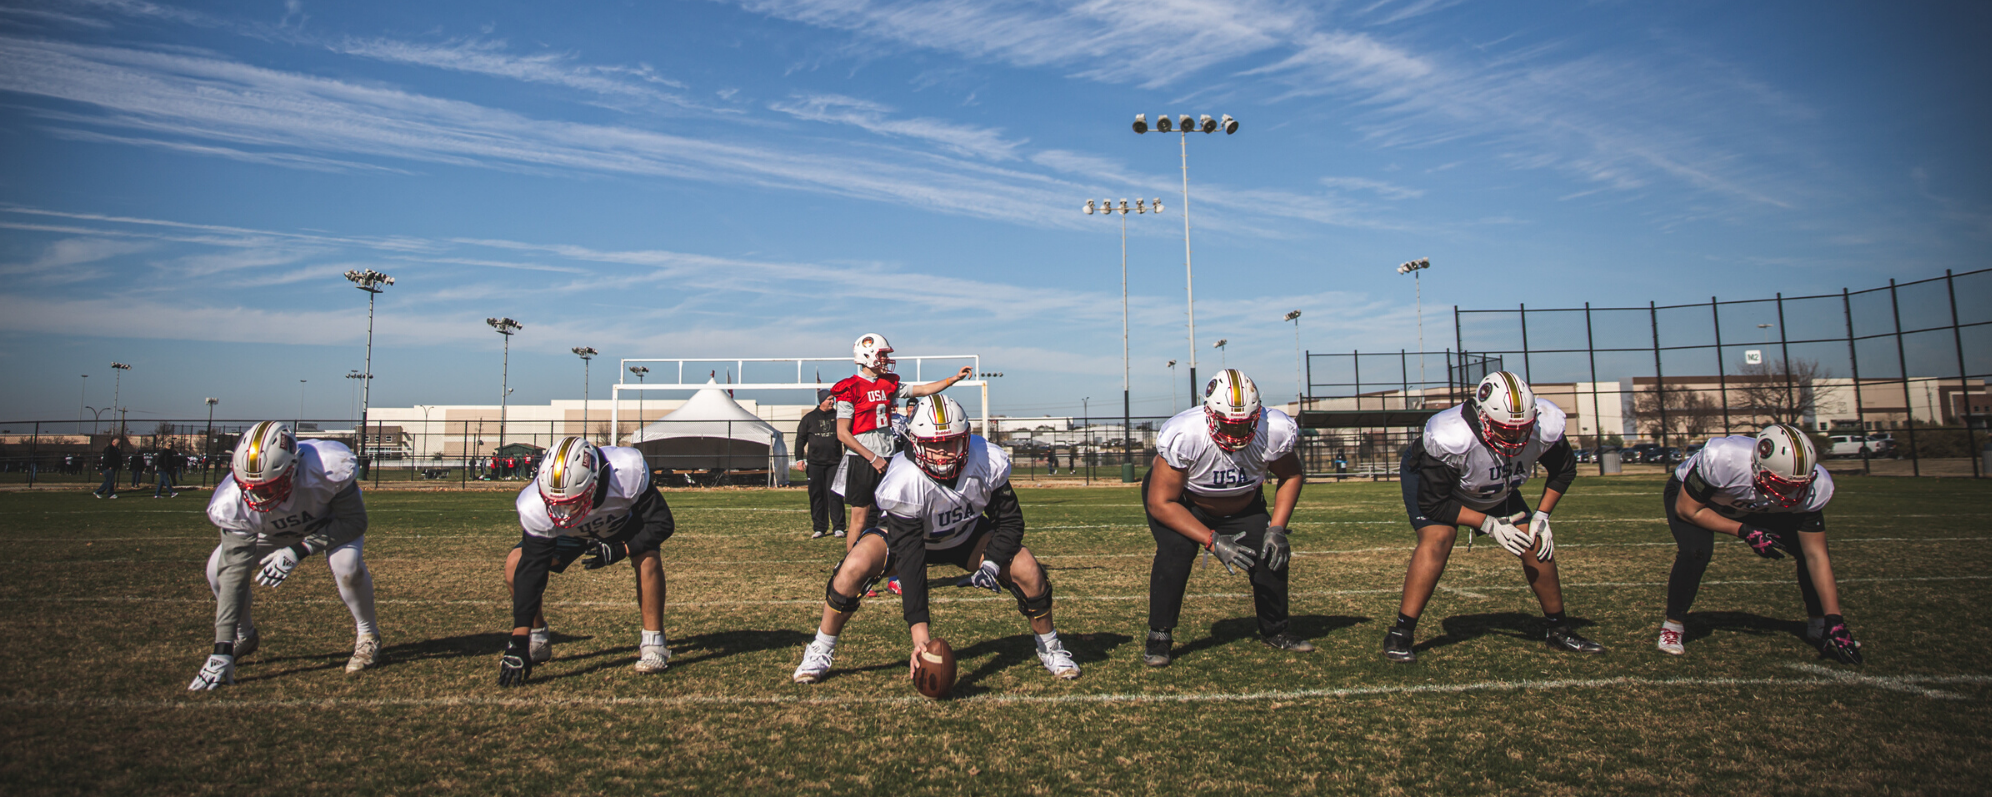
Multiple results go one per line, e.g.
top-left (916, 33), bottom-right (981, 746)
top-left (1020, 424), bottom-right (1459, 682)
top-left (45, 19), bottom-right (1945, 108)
top-left (1423, 406), bottom-right (1476, 457)
top-left (1534, 399), bottom-right (1567, 444)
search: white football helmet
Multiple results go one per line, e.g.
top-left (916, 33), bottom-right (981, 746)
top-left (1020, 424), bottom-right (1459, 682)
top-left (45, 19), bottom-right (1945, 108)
top-left (906, 395), bottom-right (971, 479)
top-left (232, 421), bottom-right (298, 513)
top-left (1473, 371), bottom-right (1538, 457)
top-left (853, 333), bottom-right (895, 373)
top-left (538, 436), bottom-right (603, 529)
top-left (1202, 369), bottom-right (1262, 452)
top-left (1752, 424), bottom-right (1817, 508)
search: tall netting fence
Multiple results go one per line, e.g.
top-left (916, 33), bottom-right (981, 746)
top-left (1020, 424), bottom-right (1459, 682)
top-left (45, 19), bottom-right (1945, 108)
top-left (1300, 269), bottom-right (1990, 479)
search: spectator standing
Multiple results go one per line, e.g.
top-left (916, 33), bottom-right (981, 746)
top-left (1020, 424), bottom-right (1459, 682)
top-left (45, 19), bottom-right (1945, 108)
top-left (155, 443), bottom-right (180, 498)
top-left (95, 439), bottom-right (122, 498)
top-left (794, 389), bottom-right (847, 540)
top-left (131, 449), bottom-right (147, 488)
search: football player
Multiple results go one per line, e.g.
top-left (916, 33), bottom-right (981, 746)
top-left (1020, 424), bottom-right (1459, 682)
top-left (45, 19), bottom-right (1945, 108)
top-left (1659, 424), bottom-right (1860, 663)
top-left (831, 333), bottom-right (972, 551)
top-left (189, 421), bottom-right (378, 690)
top-left (1386, 371), bottom-right (1603, 663)
top-left (791, 395), bottom-right (1079, 684)
top-left (1142, 370), bottom-right (1310, 666)
top-left (498, 436), bottom-right (676, 685)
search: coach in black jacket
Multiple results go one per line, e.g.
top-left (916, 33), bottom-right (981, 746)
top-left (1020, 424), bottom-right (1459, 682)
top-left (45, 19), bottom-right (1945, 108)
top-left (794, 389), bottom-right (847, 539)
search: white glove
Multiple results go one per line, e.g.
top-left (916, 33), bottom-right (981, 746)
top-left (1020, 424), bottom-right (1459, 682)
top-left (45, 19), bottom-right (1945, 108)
top-left (256, 545), bottom-right (305, 588)
top-left (1480, 514), bottom-right (1533, 558)
top-left (188, 653), bottom-right (235, 691)
top-left (969, 560), bottom-right (1003, 592)
top-left (1529, 511), bottom-right (1555, 561)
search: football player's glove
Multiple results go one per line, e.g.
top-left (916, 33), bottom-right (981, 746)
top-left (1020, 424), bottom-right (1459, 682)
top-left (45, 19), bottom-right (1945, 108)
top-left (1528, 511), bottom-right (1555, 562)
top-left (1481, 514), bottom-right (1533, 558)
top-left (1208, 531), bottom-right (1258, 575)
top-left (1821, 622), bottom-right (1864, 665)
top-left (583, 539), bottom-right (632, 570)
top-left (1739, 525), bottom-right (1788, 560)
top-left (255, 543), bottom-right (311, 588)
top-left (1261, 525), bottom-right (1291, 572)
top-left (188, 653), bottom-right (235, 691)
top-left (498, 636), bottom-right (533, 686)
top-left (969, 560), bottom-right (1003, 593)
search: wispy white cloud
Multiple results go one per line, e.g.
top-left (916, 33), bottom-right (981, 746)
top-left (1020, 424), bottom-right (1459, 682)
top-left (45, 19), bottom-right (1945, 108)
top-left (769, 93), bottom-right (1022, 160)
top-left (1319, 175), bottom-right (1423, 200)
top-left (330, 36), bottom-right (715, 112)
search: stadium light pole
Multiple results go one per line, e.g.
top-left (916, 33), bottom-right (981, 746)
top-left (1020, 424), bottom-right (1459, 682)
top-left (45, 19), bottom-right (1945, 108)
top-left (346, 370), bottom-right (364, 421)
top-left (628, 365), bottom-right (649, 443)
top-left (1084, 197), bottom-right (1164, 461)
top-left (344, 269), bottom-right (393, 470)
top-left (297, 379), bottom-right (307, 429)
top-left (487, 317), bottom-right (523, 453)
top-left (78, 374), bottom-right (87, 433)
top-left (1396, 258), bottom-right (1432, 388)
top-left (1213, 338), bottom-right (1228, 368)
top-left (109, 362), bottom-right (131, 438)
top-left (1284, 310), bottom-right (1304, 406)
top-left (572, 346), bottom-right (598, 439)
top-left (1134, 111), bottom-right (1236, 404)
top-left (1167, 359), bottom-right (1178, 413)
top-left (203, 397), bottom-right (218, 487)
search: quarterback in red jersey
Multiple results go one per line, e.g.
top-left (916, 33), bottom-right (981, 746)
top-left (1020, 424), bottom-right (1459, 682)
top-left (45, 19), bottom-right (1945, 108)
top-left (832, 333), bottom-right (970, 551)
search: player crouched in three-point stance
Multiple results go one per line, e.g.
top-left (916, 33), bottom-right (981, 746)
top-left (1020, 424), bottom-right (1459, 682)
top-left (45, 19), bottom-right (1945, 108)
top-left (1386, 372), bottom-right (1603, 663)
top-left (498, 437), bottom-right (676, 685)
top-left (831, 333), bottom-right (972, 547)
top-left (190, 422), bottom-right (378, 690)
top-left (1659, 425), bottom-right (1860, 663)
top-left (1142, 369), bottom-right (1311, 667)
top-left (792, 395), bottom-right (1079, 685)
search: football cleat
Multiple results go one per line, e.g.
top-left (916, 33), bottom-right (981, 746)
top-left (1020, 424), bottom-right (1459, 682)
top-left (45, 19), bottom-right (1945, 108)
top-left (1259, 632), bottom-right (1316, 653)
top-left (810, 529), bottom-right (829, 539)
top-left (833, 529), bottom-right (846, 538)
top-left (633, 644), bottom-right (670, 673)
top-left (792, 639), bottom-right (836, 684)
top-left (233, 630), bottom-right (260, 659)
top-left (1143, 630), bottom-right (1173, 668)
top-left (1037, 639), bottom-right (1081, 680)
top-left (346, 634), bottom-right (381, 673)
top-left (1657, 626), bottom-right (1685, 656)
top-left (1546, 625), bottom-right (1607, 654)
top-left (1383, 628), bottom-right (1416, 663)
top-left (886, 577), bottom-right (902, 596)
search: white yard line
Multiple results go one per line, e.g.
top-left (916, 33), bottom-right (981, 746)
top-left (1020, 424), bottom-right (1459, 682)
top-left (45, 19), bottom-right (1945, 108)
top-left (4, 668), bottom-right (1984, 710)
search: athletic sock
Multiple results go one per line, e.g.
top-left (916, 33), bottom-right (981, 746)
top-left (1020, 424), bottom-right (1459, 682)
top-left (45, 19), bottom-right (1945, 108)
top-left (641, 630), bottom-right (667, 648)
top-left (1663, 619), bottom-right (1685, 634)
top-left (814, 631), bottom-right (837, 648)
top-left (1035, 631), bottom-right (1060, 651)
top-left (1148, 626), bottom-right (1172, 639)
top-left (1392, 613), bottom-right (1419, 634)
top-left (1822, 614), bottom-right (1844, 629)
top-left (1544, 611), bottom-right (1568, 628)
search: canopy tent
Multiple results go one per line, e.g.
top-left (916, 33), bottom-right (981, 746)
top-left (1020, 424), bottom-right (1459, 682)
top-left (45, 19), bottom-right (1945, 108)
top-left (622, 379), bottom-right (790, 486)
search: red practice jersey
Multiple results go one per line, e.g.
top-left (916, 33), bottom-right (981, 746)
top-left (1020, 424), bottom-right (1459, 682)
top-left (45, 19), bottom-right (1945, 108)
top-left (832, 372), bottom-right (904, 435)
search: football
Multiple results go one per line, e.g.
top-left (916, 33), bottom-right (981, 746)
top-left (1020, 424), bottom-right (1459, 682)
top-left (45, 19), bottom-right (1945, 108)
top-left (912, 637), bottom-right (957, 699)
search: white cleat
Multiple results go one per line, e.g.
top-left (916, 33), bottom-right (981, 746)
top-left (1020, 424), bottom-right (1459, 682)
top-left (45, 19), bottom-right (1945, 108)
top-left (791, 640), bottom-right (836, 684)
top-left (346, 634), bottom-right (382, 673)
top-left (634, 644), bottom-right (671, 674)
top-left (1657, 626), bottom-right (1685, 656)
top-left (1037, 639), bottom-right (1081, 680)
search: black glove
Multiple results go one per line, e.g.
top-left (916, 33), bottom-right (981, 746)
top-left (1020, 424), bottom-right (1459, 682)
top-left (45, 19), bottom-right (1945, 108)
top-left (583, 539), bottom-right (632, 570)
top-left (1821, 620), bottom-right (1864, 665)
top-left (1208, 531), bottom-right (1258, 575)
top-left (498, 635), bottom-right (533, 686)
top-left (1739, 525), bottom-right (1788, 560)
top-left (1261, 525), bottom-right (1291, 572)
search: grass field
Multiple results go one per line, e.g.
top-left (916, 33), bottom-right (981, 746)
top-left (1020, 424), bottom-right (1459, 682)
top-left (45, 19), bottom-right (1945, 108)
top-left (3, 474), bottom-right (1989, 795)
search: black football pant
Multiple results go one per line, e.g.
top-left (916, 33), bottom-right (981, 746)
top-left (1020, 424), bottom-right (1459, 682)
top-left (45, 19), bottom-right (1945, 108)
top-left (1143, 471), bottom-right (1288, 637)
top-left (1663, 476), bottom-right (1822, 622)
top-left (805, 461), bottom-right (846, 534)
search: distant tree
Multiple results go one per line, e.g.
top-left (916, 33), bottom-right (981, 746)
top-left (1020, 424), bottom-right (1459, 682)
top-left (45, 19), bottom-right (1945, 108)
top-left (1733, 358), bottom-right (1828, 427)
top-left (1634, 382), bottom-right (1720, 445)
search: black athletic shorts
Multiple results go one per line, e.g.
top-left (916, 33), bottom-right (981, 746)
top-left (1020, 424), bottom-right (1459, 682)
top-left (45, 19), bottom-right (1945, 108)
top-left (871, 515), bottom-right (995, 575)
top-left (1398, 455), bottom-right (1530, 532)
top-left (515, 519), bottom-right (663, 574)
top-left (843, 453), bottom-right (887, 508)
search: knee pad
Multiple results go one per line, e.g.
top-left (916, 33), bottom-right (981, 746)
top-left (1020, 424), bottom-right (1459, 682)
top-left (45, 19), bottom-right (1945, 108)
top-left (1006, 565), bottom-right (1054, 620)
top-left (823, 556), bottom-right (880, 615)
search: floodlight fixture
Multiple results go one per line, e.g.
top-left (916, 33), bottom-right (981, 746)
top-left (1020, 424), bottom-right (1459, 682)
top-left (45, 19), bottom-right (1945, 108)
top-left (486, 317), bottom-right (523, 335)
top-left (1084, 199), bottom-right (1096, 215)
top-left (1221, 114), bottom-right (1238, 134)
top-left (1156, 114), bottom-right (1173, 133)
top-left (1132, 114), bottom-right (1148, 134)
top-left (571, 346), bottom-right (597, 360)
top-left (1284, 310), bottom-right (1302, 322)
top-left (1177, 114), bottom-right (1193, 132)
top-left (1199, 114), bottom-right (1216, 133)
top-left (1213, 338), bottom-right (1228, 349)
top-left (344, 269), bottom-right (394, 292)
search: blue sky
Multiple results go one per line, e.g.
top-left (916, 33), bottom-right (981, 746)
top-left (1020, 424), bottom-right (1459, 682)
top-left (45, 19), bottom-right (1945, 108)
top-left (2, 0), bottom-right (1987, 425)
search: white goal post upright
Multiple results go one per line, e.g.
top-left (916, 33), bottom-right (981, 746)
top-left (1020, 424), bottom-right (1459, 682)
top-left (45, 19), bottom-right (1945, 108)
top-left (610, 354), bottom-right (988, 441)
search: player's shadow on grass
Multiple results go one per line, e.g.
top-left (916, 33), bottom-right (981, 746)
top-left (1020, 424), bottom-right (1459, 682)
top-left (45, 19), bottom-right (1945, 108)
top-left (1170, 614), bottom-right (1368, 662)
top-left (1684, 611), bottom-right (1808, 644)
top-left (947, 631), bottom-right (1134, 697)
top-left (1420, 612), bottom-right (1596, 653)
top-left (532, 629), bottom-right (814, 681)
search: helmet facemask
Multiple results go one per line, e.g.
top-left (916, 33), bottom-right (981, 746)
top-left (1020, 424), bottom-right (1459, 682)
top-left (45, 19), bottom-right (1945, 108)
top-left (1206, 406), bottom-right (1261, 452)
top-left (543, 486), bottom-right (597, 529)
top-left (1752, 469), bottom-right (1813, 509)
top-left (912, 431), bottom-right (969, 479)
top-left (1477, 407), bottom-right (1536, 458)
top-left (236, 467), bottom-right (295, 513)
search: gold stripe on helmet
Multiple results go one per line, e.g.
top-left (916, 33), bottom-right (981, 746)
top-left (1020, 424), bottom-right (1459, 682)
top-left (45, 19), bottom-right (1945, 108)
top-left (1226, 369), bottom-right (1244, 409)
top-left (1783, 424), bottom-right (1809, 473)
top-left (550, 438), bottom-right (574, 486)
top-left (931, 397), bottom-right (949, 425)
top-left (1502, 372), bottom-right (1522, 413)
top-left (245, 421), bottom-right (268, 474)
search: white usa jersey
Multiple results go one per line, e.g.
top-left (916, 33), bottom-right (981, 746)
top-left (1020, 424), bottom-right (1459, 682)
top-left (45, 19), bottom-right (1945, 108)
top-left (1676, 436), bottom-right (1833, 515)
top-left (1423, 399), bottom-right (1567, 511)
top-left (516, 446), bottom-right (654, 540)
top-left (1155, 407), bottom-right (1299, 498)
top-left (208, 439), bottom-right (358, 539)
top-left (874, 435), bottom-right (1011, 550)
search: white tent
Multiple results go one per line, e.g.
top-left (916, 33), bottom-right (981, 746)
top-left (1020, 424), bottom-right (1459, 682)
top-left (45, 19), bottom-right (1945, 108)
top-left (622, 379), bottom-right (790, 485)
